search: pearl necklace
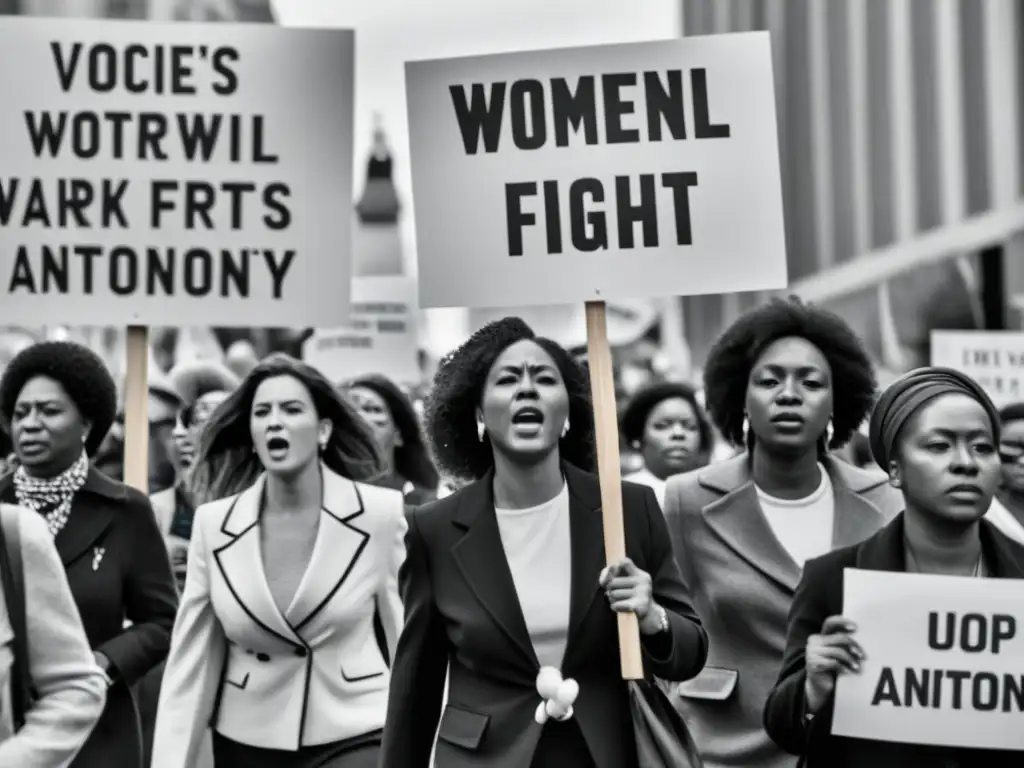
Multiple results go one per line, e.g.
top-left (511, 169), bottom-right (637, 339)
top-left (14, 452), bottom-right (90, 538)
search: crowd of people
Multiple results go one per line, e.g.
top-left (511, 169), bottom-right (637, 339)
top-left (0, 295), bottom-right (1021, 767)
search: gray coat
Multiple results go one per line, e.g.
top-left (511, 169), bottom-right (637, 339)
top-left (661, 455), bottom-right (902, 768)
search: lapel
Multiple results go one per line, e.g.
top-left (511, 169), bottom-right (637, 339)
top-left (699, 455), bottom-right (888, 594)
top-left (286, 470), bottom-right (369, 631)
top-left (562, 464), bottom-right (606, 656)
top-left (0, 467), bottom-right (123, 568)
top-left (212, 468), bottom-right (370, 646)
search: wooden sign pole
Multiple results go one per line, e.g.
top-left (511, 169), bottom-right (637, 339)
top-left (584, 300), bottom-right (644, 680)
top-left (122, 325), bottom-right (149, 493)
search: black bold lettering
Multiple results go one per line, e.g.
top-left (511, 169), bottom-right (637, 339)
top-left (450, 83), bottom-right (506, 155)
top-left (109, 246), bottom-right (138, 296)
top-left (221, 250), bottom-right (249, 297)
top-left (40, 245), bottom-right (68, 293)
top-left (253, 116), bottom-right (278, 163)
top-left (50, 42), bottom-right (82, 92)
top-left (0, 179), bottom-right (19, 226)
top-left (870, 667), bottom-right (901, 707)
top-left (542, 180), bottom-right (562, 254)
top-left (124, 45), bottom-right (149, 93)
top-left (993, 614), bottom-right (1016, 653)
top-left (960, 614), bottom-right (988, 653)
top-left (569, 178), bottom-right (607, 252)
top-left (87, 44), bottom-right (118, 92)
top-left (71, 113), bottom-right (100, 159)
top-left (76, 245), bottom-right (100, 293)
top-left (504, 182), bottom-right (536, 257)
top-left (150, 180), bottom-right (178, 228)
top-left (105, 111), bottom-right (132, 159)
top-left (176, 114), bottom-right (222, 162)
top-left (928, 612), bottom-right (956, 651)
top-left (903, 668), bottom-right (929, 707)
top-left (184, 248), bottom-right (212, 296)
top-left (24, 111), bottom-right (68, 158)
top-left (602, 73), bottom-right (640, 144)
top-left (264, 249), bottom-right (295, 299)
top-left (170, 46), bottom-right (196, 95)
top-left (1003, 674), bottom-right (1024, 712)
top-left (222, 181), bottom-right (256, 229)
top-left (147, 247), bottom-right (174, 295)
top-left (138, 113), bottom-right (169, 161)
top-left (946, 669), bottom-right (970, 708)
top-left (23, 180), bottom-right (49, 227)
top-left (973, 672), bottom-right (999, 711)
top-left (551, 76), bottom-right (597, 147)
top-left (60, 178), bottom-right (92, 228)
top-left (184, 182), bottom-right (215, 230)
top-left (211, 47), bottom-right (240, 96)
top-left (509, 80), bottom-right (546, 150)
top-left (101, 179), bottom-right (129, 228)
top-left (262, 183), bottom-right (291, 230)
top-left (692, 68), bottom-right (731, 139)
top-left (8, 246), bottom-right (36, 293)
top-left (662, 172), bottom-right (699, 245)
top-left (644, 70), bottom-right (686, 141)
top-left (615, 174), bottom-right (658, 249)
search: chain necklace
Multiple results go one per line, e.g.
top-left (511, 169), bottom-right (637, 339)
top-left (14, 452), bottom-right (90, 538)
top-left (904, 543), bottom-right (983, 578)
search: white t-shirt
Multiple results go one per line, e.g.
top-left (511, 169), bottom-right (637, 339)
top-left (494, 484), bottom-right (572, 670)
top-left (624, 468), bottom-right (667, 510)
top-left (756, 465), bottom-right (836, 567)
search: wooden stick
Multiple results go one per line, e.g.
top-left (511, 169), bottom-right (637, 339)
top-left (584, 300), bottom-right (644, 680)
top-left (122, 325), bottom-right (150, 493)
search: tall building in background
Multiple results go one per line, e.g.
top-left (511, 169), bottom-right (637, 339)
top-left (678, 0), bottom-right (1024, 373)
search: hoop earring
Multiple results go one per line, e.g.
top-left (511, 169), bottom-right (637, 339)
top-left (824, 418), bottom-right (834, 447)
top-left (561, 418), bottom-right (570, 439)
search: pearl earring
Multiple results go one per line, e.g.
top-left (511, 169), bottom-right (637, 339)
top-left (476, 421), bottom-right (485, 442)
top-left (824, 418), bottom-right (835, 447)
top-left (561, 418), bottom-right (570, 438)
top-left (741, 415), bottom-right (750, 444)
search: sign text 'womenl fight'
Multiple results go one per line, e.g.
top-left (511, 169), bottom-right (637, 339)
top-left (449, 70), bottom-right (729, 258)
top-left (0, 41), bottom-right (294, 300)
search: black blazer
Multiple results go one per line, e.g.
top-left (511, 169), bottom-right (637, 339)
top-left (0, 467), bottom-right (179, 767)
top-left (379, 462), bottom-right (708, 768)
top-left (763, 513), bottom-right (1024, 768)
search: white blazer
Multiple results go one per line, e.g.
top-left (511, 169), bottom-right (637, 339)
top-left (151, 468), bottom-right (407, 766)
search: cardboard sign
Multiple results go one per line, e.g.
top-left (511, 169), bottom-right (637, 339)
top-left (832, 568), bottom-right (1024, 750)
top-left (0, 17), bottom-right (354, 327)
top-left (405, 32), bottom-right (787, 310)
top-left (931, 330), bottom-right (1024, 406)
top-left (302, 276), bottom-right (420, 386)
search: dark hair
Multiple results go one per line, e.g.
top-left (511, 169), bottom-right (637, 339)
top-left (998, 402), bottom-right (1024, 425)
top-left (169, 361), bottom-right (241, 408)
top-left (0, 340), bottom-right (117, 456)
top-left (342, 374), bottom-right (440, 491)
top-left (189, 353), bottom-right (383, 503)
top-left (425, 317), bottom-right (595, 482)
top-left (620, 381), bottom-right (712, 451)
top-left (703, 296), bottom-right (876, 451)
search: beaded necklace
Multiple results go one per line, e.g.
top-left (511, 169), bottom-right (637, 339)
top-left (14, 451), bottom-right (90, 538)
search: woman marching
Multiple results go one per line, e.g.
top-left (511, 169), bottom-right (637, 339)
top-left (0, 341), bottom-right (179, 767)
top-left (661, 297), bottom-right (902, 768)
top-left (764, 367), bottom-right (1024, 766)
top-left (342, 373), bottom-right (440, 506)
top-left (621, 381), bottom-right (713, 508)
top-left (379, 317), bottom-right (708, 768)
top-left (152, 354), bottom-right (407, 768)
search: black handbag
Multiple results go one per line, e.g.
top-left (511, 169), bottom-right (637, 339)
top-left (0, 504), bottom-right (34, 731)
top-left (628, 678), bottom-right (704, 768)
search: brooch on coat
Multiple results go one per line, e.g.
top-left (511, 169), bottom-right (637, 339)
top-left (534, 666), bottom-right (579, 724)
top-left (92, 547), bottom-right (105, 571)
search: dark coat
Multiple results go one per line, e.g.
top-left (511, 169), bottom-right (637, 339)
top-left (763, 513), bottom-right (1024, 767)
top-left (379, 462), bottom-right (709, 768)
top-left (0, 467), bottom-right (179, 767)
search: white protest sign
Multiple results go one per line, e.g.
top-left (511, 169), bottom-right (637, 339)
top-left (832, 568), bottom-right (1024, 750)
top-left (0, 17), bottom-right (354, 327)
top-left (404, 32), bottom-right (786, 310)
top-left (302, 276), bottom-right (420, 385)
top-left (931, 330), bottom-right (1024, 407)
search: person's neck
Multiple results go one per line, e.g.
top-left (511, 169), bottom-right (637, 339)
top-left (28, 451), bottom-right (82, 480)
top-left (902, 506), bottom-right (982, 575)
top-left (750, 443), bottom-right (821, 499)
top-left (264, 459), bottom-right (322, 513)
top-left (491, 450), bottom-right (563, 509)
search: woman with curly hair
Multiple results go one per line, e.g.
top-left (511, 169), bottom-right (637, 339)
top-left (621, 381), bottom-right (713, 508)
top-left (379, 317), bottom-right (707, 768)
top-left (661, 297), bottom-right (903, 768)
top-left (152, 354), bottom-right (407, 768)
top-left (765, 368), bottom-right (1024, 766)
top-left (0, 341), bottom-right (179, 767)
top-left (341, 374), bottom-right (440, 506)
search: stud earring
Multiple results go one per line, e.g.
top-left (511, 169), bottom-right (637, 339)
top-left (561, 418), bottom-right (570, 438)
top-left (824, 418), bottom-right (835, 447)
top-left (477, 421), bottom-right (486, 442)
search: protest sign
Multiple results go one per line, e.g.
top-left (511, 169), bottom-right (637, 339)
top-left (832, 568), bottom-right (1024, 750)
top-left (302, 276), bottom-right (420, 385)
top-left (0, 17), bottom-right (355, 327)
top-left (405, 32), bottom-right (786, 310)
top-left (931, 330), bottom-right (1024, 406)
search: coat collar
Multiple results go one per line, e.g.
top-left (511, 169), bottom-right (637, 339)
top-left (855, 513), bottom-right (1024, 578)
top-left (450, 461), bottom-right (605, 674)
top-left (696, 454), bottom-right (888, 594)
top-left (212, 466), bottom-right (370, 647)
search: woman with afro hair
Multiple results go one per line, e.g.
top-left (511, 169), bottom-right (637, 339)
top-left (621, 381), bottom-right (713, 508)
top-left (659, 297), bottom-right (903, 768)
top-left (0, 340), bottom-right (179, 768)
top-left (341, 373), bottom-right (440, 506)
top-left (379, 317), bottom-right (707, 768)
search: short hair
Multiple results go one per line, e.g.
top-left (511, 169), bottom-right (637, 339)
top-left (169, 361), bottom-right (241, 408)
top-left (998, 402), bottom-right (1024, 425)
top-left (703, 296), bottom-right (876, 450)
top-left (620, 381), bottom-right (711, 451)
top-left (0, 341), bottom-right (117, 456)
top-left (342, 373), bottom-right (440, 491)
top-left (188, 353), bottom-right (383, 503)
top-left (425, 317), bottom-right (595, 482)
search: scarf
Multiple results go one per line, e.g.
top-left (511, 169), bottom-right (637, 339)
top-left (14, 452), bottom-right (90, 538)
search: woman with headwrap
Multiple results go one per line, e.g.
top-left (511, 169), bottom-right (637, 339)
top-left (661, 297), bottom-right (902, 768)
top-left (764, 367), bottom-right (1024, 767)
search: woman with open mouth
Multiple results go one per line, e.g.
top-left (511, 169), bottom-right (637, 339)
top-left (152, 354), bottom-right (405, 768)
top-left (379, 316), bottom-right (708, 768)
top-left (764, 367), bottom-right (1024, 766)
top-left (621, 381), bottom-right (713, 509)
top-left (661, 297), bottom-right (903, 768)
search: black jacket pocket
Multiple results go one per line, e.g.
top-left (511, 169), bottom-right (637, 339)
top-left (437, 704), bottom-right (490, 750)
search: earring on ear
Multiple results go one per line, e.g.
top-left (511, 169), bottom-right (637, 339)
top-left (476, 420), bottom-right (486, 442)
top-left (741, 414), bottom-right (750, 444)
top-left (561, 418), bottom-right (570, 439)
top-left (889, 476), bottom-right (902, 489)
top-left (318, 438), bottom-right (327, 453)
top-left (824, 418), bottom-right (835, 447)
